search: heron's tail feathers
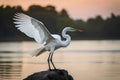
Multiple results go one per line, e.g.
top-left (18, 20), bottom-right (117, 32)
top-left (31, 47), bottom-right (45, 57)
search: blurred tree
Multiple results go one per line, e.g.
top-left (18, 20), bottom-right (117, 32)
top-left (0, 5), bottom-right (120, 41)
top-left (103, 13), bottom-right (120, 39)
top-left (59, 9), bottom-right (69, 18)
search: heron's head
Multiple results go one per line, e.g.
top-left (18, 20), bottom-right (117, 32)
top-left (65, 27), bottom-right (83, 32)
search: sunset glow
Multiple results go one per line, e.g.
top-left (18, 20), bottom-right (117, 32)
top-left (0, 0), bottom-right (120, 20)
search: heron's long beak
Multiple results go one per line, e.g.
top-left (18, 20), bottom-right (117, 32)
top-left (75, 29), bottom-right (83, 32)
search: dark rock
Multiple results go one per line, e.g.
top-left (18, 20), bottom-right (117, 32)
top-left (23, 69), bottom-right (73, 80)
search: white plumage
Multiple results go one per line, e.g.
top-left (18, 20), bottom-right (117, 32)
top-left (14, 13), bottom-right (53, 44)
top-left (13, 13), bottom-right (79, 70)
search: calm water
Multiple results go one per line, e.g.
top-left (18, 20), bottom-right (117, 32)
top-left (0, 40), bottom-right (120, 80)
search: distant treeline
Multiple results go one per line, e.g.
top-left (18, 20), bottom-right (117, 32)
top-left (0, 5), bottom-right (120, 41)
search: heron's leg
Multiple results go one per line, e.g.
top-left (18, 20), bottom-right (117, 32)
top-left (48, 53), bottom-right (51, 70)
top-left (50, 52), bottom-right (56, 70)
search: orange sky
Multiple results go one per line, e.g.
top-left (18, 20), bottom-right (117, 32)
top-left (0, 0), bottom-right (120, 20)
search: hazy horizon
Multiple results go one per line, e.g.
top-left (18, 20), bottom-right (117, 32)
top-left (0, 0), bottom-right (120, 20)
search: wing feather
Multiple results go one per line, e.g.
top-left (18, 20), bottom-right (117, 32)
top-left (13, 13), bottom-right (54, 44)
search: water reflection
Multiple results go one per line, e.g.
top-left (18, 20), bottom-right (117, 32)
top-left (0, 52), bottom-right (23, 80)
top-left (0, 41), bottom-right (120, 80)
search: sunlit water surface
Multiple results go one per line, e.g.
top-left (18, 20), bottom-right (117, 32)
top-left (0, 40), bottom-right (120, 80)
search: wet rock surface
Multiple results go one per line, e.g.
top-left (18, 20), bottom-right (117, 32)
top-left (23, 69), bottom-right (73, 80)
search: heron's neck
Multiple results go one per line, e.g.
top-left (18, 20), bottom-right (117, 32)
top-left (61, 28), bottom-right (71, 47)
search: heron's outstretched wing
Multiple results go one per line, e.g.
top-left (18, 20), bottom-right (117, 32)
top-left (13, 13), bottom-right (54, 44)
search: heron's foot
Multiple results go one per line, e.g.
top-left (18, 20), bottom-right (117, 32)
top-left (48, 69), bottom-right (52, 71)
top-left (48, 69), bottom-right (57, 71)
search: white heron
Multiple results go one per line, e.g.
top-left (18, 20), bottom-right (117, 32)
top-left (13, 13), bottom-right (82, 70)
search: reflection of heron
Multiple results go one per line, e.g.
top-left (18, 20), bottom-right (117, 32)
top-left (13, 13), bottom-right (82, 70)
